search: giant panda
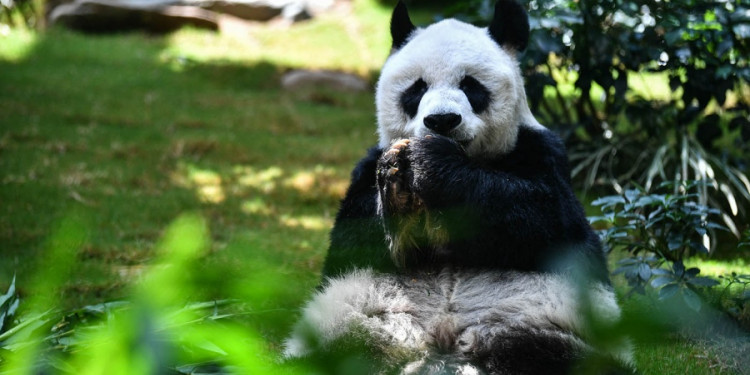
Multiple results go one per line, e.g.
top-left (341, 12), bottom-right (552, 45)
top-left (285, 0), bottom-right (634, 373)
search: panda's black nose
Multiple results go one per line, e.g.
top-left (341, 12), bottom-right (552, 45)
top-left (423, 113), bottom-right (462, 135)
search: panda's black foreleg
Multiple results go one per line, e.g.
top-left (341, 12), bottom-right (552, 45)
top-left (403, 134), bottom-right (609, 280)
top-left (376, 139), bottom-right (447, 268)
top-left (377, 139), bottom-right (416, 216)
top-left (320, 147), bottom-right (396, 279)
top-left (399, 135), bottom-right (564, 268)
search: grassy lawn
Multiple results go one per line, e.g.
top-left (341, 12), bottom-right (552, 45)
top-left (1, 0), bottom-right (392, 332)
top-left (0, 2), bottom-right (748, 373)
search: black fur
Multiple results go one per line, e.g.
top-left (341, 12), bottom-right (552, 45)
top-left (390, 0), bottom-right (416, 51)
top-left (477, 328), bottom-right (585, 374)
top-left (321, 125), bottom-right (609, 283)
top-left (400, 78), bottom-right (428, 118)
top-left (460, 75), bottom-right (492, 113)
top-left (321, 147), bottom-right (396, 279)
top-left (478, 328), bottom-right (634, 375)
top-left (488, 0), bottom-right (530, 52)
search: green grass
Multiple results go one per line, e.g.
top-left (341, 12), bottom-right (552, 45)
top-left (1, 3), bottom-right (748, 373)
top-left (0, 13), bottom-right (389, 307)
top-left (0, 2), bottom-right (403, 356)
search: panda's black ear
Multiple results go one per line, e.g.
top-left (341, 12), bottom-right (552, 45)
top-left (488, 0), bottom-right (530, 52)
top-left (391, 1), bottom-right (415, 50)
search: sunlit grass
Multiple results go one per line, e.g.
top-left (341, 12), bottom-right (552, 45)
top-left (0, 28), bottom-right (37, 61)
top-left (162, 0), bottom-right (391, 73)
top-left (628, 71), bottom-right (672, 101)
top-left (687, 258), bottom-right (750, 278)
top-left (0, 19), bottom-right (377, 309)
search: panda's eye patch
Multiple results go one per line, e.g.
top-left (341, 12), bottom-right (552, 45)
top-left (400, 78), bottom-right (428, 118)
top-left (459, 76), bottom-right (491, 113)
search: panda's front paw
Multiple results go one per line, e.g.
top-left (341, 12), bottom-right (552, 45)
top-left (406, 135), bottom-right (466, 192)
top-left (408, 134), bottom-right (465, 165)
top-left (377, 139), bottom-right (418, 215)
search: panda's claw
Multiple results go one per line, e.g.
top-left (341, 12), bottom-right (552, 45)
top-left (384, 150), bottom-right (400, 165)
top-left (384, 139), bottom-right (411, 164)
top-left (394, 138), bottom-right (411, 146)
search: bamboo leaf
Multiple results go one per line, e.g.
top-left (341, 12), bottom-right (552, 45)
top-left (645, 145), bottom-right (669, 190)
top-left (718, 183), bottom-right (738, 216)
top-left (571, 147), bottom-right (601, 179)
top-left (712, 161), bottom-right (750, 202)
top-left (721, 213), bottom-right (740, 237)
top-left (586, 147), bottom-right (609, 188)
top-left (0, 310), bottom-right (53, 343)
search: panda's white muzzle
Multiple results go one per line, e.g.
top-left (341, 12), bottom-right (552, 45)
top-left (416, 89), bottom-right (477, 143)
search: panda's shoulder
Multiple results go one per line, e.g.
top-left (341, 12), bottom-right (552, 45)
top-left (350, 146), bottom-right (383, 182)
top-left (507, 124), bottom-right (567, 163)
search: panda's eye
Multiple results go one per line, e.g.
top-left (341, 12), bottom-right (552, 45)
top-left (459, 76), bottom-right (491, 113)
top-left (400, 78), bottom-right (428, 118)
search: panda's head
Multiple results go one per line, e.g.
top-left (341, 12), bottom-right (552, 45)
top-left (376, 0), bottom-right (542, 157)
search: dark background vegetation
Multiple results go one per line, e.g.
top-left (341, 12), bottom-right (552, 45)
top-left (1, 0), bottom-right (749, 373)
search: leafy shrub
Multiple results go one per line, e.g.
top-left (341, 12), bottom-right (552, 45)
top-left (590, 182), bottom-right (749, 320)
top-left (444, 0), bottom-right (750, 239)
top-left (718, 271), bottom-right (750, 320)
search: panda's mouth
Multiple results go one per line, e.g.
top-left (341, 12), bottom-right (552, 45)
top-left (457, 138), bottom-right (472, 149)
top-left (443, 129), bottom-right (473, 149)
top-left (425, 129), bottom-right (472, 150)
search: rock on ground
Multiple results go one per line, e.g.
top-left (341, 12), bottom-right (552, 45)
top-left (48, 0), bottom-right (338, 33)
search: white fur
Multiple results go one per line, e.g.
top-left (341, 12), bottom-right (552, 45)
top-left (284, 268), bottom-right (634, 368)
top-left (376, 19), bottom-right (543, 157)
top-left (283, 269), bottom-right (424, 358)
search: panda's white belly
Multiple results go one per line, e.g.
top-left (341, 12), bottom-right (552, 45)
top-left (283, 268), bottom-right (626, 365)
top-left (358, 269), bottom-right (595, 352)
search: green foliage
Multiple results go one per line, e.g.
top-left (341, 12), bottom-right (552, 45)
top-left (740, 229), bottom-right (750, 249)
top-left (0, 0), bottom-right (40, 29)
top-left (2, 213), bottom-right (745, 373)
top-left (591, 182), bottom-right (749, 318)
top-left (0, 277), bottom-right (19, 336)
top-left (0, 214), bottom-right (379, 374)
top-left (445, 0), bottom-right (750, 235)
top-left (591, 182), bottom-right (727, 259)
top-left (718, 272), bottom-right (750, 316)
